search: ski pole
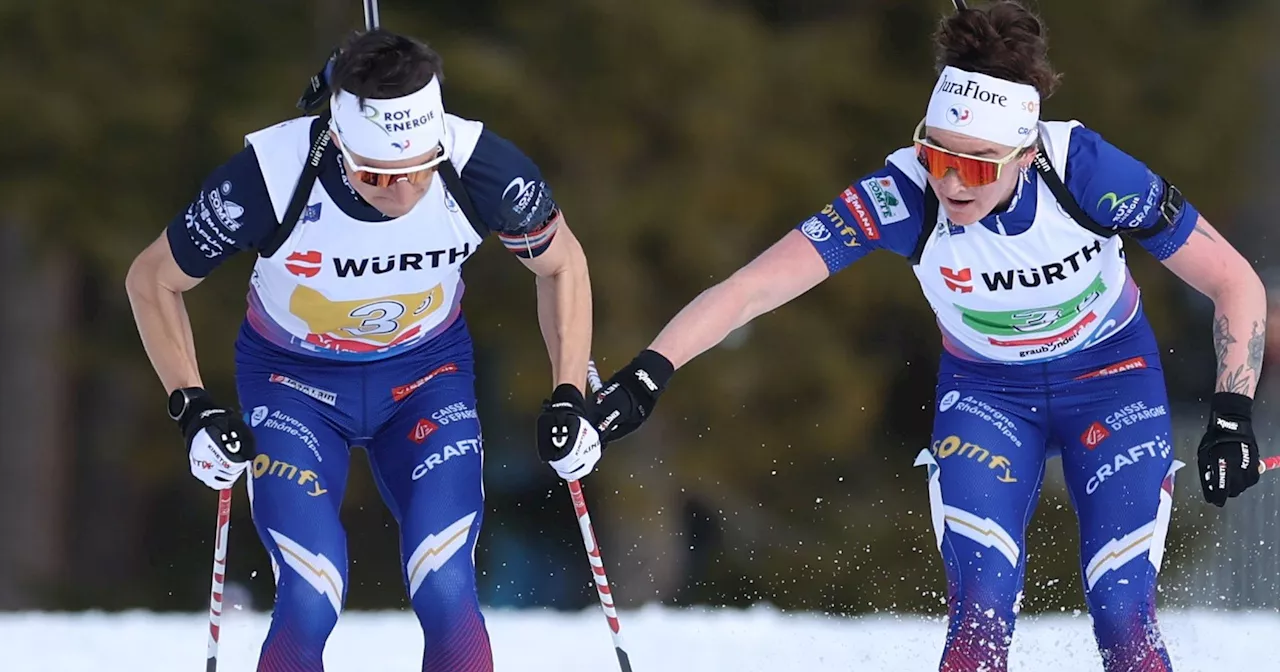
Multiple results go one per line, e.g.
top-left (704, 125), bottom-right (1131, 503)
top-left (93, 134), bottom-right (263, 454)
top-left (561, 359), bottom-right (634, 671)
top-left (205, 487), bottom-right (234, 672)
top-left (1259, 455), bottom-right (1280, 474)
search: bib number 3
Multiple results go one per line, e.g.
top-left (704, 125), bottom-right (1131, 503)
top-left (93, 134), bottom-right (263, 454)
top-left (347, 300), bottom-right (406, 336)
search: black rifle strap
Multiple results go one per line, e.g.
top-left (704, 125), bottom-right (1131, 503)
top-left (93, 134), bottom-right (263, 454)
top-left (436, 158), bottom-right (487, 238)
top-left (258, 111), bottom-right (332, 258)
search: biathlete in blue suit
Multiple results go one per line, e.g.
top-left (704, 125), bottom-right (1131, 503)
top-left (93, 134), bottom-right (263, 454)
top-left (579, 3), bottom-right (1268, 671)
top-left (126, 28), bottom-right (604, 672)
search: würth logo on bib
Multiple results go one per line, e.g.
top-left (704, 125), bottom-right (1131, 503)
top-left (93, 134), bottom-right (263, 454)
top-left (333, 245), bottom-right (472, 278)
top-left (982, 240), bottom-right (1104, 291)
top-left (285, 251), bottom-right (323, 278)
top-left (941, 267), bottom-right (972, 293)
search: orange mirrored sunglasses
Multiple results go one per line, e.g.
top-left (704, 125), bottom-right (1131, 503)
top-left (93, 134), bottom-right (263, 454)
top-left (334, 135), bottom-right (449, 188)
top-left (912, 119), bottom-right (1033, 188)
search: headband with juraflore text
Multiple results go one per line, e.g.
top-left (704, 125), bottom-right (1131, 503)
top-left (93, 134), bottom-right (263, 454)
top-left (329, 76), bottom-right (448, 162)
top-left (924, 66), bottom-right (1040, 148)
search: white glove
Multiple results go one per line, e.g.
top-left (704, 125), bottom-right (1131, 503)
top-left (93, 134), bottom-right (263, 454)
top-left (188, 426), bottom-right (250, 490)
top-left (547, 416), bottom-right (603, 481)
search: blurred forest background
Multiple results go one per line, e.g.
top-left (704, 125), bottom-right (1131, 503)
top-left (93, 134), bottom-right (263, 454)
top-left (2, 0), bottom-right (1278, 620)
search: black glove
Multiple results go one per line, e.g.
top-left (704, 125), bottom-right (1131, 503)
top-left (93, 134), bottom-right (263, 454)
top-left (1197, 392), bottom-right (1260, 507)
top-left (167, 387), bottom-right (254, 462)
top-left (536, 383), bottom-right (602, 480)
top-left (590, 349), bottom-right (675, 443)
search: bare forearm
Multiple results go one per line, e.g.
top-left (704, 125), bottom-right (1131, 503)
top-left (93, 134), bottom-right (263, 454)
top-left (1211, 285), bottom-right (1267, 397)
top-left (126, 273), bottom-right (203, 394)
top-left (1161, 216), bottom-right (1268, 398)
top-left (650, 230), bottom-right (829, 370)
top-left (649, 280), bottom-right (755, 370)
top-left (536, 255), bottom-right (593, 394)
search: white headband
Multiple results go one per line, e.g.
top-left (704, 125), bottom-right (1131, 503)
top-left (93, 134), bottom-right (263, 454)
top-left (329, 77), bottom-right (447, 161)
top-left (925, 66), bottom-right (1040, 148)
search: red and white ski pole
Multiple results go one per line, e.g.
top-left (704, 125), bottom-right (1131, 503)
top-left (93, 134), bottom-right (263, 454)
top-left (205, 487), bottom-right (233, 672)
top-left (567, 359), bottom-right (633, 671)
top-left (1259, 455), bottom-right (1280, 474)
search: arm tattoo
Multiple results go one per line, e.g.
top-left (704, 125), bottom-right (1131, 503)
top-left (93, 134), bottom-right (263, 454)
top-left (1193, 223), bottom-right (1216, 241)
top-left (1214, 315), bottom-right (1248, 394)
top-left (1214, 314), bottom-right (1264, 395)
top-left (1247, 319), bottom-right (1265, 382)
top-left (1213, 315), bottom-right (1236, 378)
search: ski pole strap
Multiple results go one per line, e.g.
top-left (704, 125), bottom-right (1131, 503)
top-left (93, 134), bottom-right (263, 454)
top-left (258, 112), bottom-right (332, 259)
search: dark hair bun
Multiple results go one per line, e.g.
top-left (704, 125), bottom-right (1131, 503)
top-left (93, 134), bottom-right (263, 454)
top-left (935, 1), bottom-right (1061, 99)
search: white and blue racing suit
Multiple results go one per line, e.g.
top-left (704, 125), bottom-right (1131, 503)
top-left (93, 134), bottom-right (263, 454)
top-left (797, 120), bottom-right (1198, 672)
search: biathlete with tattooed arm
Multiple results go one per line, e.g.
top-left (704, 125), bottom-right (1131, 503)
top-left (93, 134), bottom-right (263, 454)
top-left (569, 3), bottom-right (1268, 671)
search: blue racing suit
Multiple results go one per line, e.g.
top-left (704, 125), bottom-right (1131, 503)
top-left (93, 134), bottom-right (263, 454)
top-left (166, 116), bottom-right (561, 671)
top-left (796, 122), bottom-right (1199, 672)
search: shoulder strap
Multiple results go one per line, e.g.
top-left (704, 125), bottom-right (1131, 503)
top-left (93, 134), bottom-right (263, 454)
top-left (436, 159), bottom-right (489, 238)
top-left (1029, 139), bottom-right (1178, 242)
top-left (911, 139), bottom-right (1183, 263)
top-left (1030, 140), bottom-right (1118, 240)
top-left (909, 186), bottom-right (939, 266)
top-left (258, 112), bottom-right (332, 258)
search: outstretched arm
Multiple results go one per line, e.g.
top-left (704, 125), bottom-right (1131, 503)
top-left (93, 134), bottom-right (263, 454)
top-left (649, 229), bottom-right (831, 369)
top-left (1161, 215), bottom-right (1267, 397)
top-left (585, 229), bottom-right (833, 445)
top-left (587, 164), bottom-right (919, 445)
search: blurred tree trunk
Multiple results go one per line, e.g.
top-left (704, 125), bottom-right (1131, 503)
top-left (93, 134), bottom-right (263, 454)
top-left (0, 222), bottom-right (74, 609)
top-left (67, 275), bottom-right (149, 609)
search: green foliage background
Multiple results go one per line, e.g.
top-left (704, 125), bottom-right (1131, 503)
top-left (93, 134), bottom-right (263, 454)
top-left (0, 0), bottom-right (1271, 615)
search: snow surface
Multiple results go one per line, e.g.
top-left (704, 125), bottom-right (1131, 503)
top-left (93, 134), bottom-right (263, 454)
top-left (2, 606), bottom-right (1278, 671)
